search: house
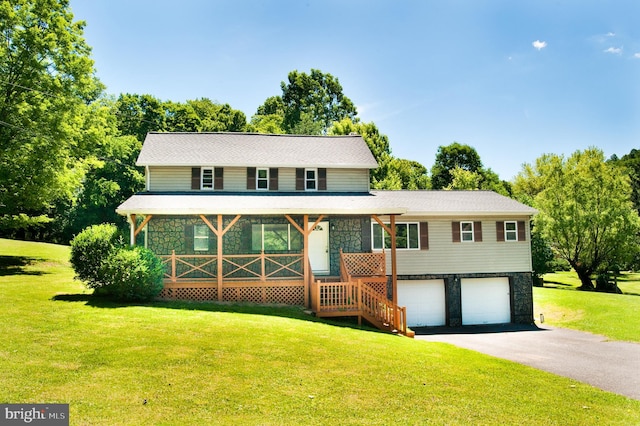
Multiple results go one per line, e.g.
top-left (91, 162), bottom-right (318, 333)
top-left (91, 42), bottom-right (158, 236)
top-left (116, 132), bottom-right (537, 334)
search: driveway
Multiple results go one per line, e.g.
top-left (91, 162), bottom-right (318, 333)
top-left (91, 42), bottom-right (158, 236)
top-left (414, 324), bottom-right (640, 400)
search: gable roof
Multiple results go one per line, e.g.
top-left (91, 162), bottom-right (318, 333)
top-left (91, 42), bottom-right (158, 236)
top-left (136, 132), bottom-right (379, 168)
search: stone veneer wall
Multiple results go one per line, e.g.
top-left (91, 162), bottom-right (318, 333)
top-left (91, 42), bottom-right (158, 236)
top-left (327, 216), bottom-right (370, 276)
top-left (396, 272), bottom-right (534, 326)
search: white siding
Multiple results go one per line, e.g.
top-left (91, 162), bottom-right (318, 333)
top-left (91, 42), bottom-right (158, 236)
top-left (148, 166), bottom-right (191, 191)
top-left (327, 169), bottom-right (370, 192)
top-left (147, 166), bottom-right (371, 192)
top-left (380, 217), bottom-right (532, 275)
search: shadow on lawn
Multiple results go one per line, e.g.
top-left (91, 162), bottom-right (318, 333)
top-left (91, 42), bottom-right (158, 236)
top-left (51, 293), bottom-right (376, 333)
top-left (0, 256), bottom-right (45, 276)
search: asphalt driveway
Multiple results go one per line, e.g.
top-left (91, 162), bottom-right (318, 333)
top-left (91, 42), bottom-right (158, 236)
top-left (414, 324), bottom-right (640, 400)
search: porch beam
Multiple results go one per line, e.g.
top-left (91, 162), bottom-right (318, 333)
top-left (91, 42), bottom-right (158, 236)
top-left (371, 215), bottom-right (393, 235)
top-left (134, 214), bottom-right (152, 238)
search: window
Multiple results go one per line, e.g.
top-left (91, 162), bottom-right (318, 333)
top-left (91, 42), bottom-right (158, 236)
top-left (305, 168), bottom-right (317, 191)
top-left (257, 168), bottom-right (269, 190)
top-left (460, 221), bottom-right (474, 242)
top-left (505, 221), bottom-right (517, 241)
top-left (194, 225), bottom-right (209, 251)
top-left (201, 167), bottom-right (214, 190)
top-left (252, 224), bottom-right (303, 252)
top-left (372, 222), bottom-right (420, 250)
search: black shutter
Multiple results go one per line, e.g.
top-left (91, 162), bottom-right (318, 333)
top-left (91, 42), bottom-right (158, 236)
top-left (191, 168), bottom-right (200, 190)
top-left (474, 221), bottom-right (483, 242)
top-left (518, 221), bottom-right (526, 241)
top-left (214, 168), bottom-right (224, 190)
top-left (420, 222), bottom-right (429, 250)
top-left (496, 221), bottom-right (505, 242)
top-left (452, 222), bottom-right (460, 243)
top-left (296, 168), bottom-right (304, 190)
top-left (247, 167), bottom-right (256, 190)
top-left (318, 168), bottom-right (327, 191)
top-left (269, 168), bottom-right (278, 191)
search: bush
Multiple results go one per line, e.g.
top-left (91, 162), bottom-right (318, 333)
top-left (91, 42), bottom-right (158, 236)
top-left (70, 223), bottom-right (123, 289)
top-left (102, 246), bottom-right (165, 302)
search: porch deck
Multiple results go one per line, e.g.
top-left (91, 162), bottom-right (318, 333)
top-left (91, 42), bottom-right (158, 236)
top-left (158, 251), bottom-right (410, 336)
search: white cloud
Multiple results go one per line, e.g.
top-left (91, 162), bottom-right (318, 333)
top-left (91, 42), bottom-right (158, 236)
top-left (604, 47), bottom-right (623, 54)
top-left (532, 40), bottom-right (547, 50)
top-left (606, 32), bottom-right (616, 37)
top-left (634, 53), bottom-right (640, 59)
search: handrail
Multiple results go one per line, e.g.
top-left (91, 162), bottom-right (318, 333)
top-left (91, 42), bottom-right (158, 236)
top-left (160, 251), bottom-right (303, 282)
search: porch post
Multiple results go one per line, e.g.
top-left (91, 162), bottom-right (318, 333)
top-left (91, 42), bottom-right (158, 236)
top-left (217, 214), bottom-right (223, 301)
top-left (129, 214), bottom-right (136, 246)
top-left (390, 214), bottom-right (398, 305)
top-left (303, 215), bottom-right (309, 308)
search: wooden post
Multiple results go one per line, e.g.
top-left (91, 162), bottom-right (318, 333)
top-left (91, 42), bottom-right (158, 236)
top-left (171, 250), bottom-right (176, 283)
top-left (260, 251), bottom-right (266, 281)
top-left (303, 215), bottom-right (309, 308)
top-left (390, 214), bottom-right (399, 327)
top-left (357, 279), bottom-right (362, 325)
top-left (217, 215), bottom-right (223, 301)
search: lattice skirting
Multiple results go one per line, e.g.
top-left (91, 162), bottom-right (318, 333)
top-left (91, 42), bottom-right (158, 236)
top-left (158, 282), bottom-right (305, 305)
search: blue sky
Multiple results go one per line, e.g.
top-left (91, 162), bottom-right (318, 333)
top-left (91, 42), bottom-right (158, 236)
top-left (70, 0), bottom-right (640, 180)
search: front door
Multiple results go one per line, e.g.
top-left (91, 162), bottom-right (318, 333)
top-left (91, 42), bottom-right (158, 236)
top-left (308, 221), bottom-right (330, 274)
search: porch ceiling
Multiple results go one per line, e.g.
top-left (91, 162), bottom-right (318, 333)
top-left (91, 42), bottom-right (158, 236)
top-left (116, 192), bottom-right (407, 216)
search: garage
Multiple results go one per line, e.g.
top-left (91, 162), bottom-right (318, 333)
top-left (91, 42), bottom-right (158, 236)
top-left (461, 277), bottom-right (511, 325)
top-left (397, 280), bottom-right (446, 327)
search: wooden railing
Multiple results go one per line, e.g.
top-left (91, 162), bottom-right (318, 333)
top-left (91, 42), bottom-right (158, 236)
top-left (160, 251), bottom-right (303, 282)
top-left (340, 250), bottom-right (388, 296)
top-left (311, 279), bottom-right (407, 336)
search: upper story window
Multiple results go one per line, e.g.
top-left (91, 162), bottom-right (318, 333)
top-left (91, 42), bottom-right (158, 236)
top-left (257, 168), bottom-right (269, 190)
top-left (460, 221), bottom-right (474, 242)
top-left (305, 168), bottom-right (317, 191)
top-left (192, 167), bottom-right (223, 190)
top-left (505, 221), bottom-right (517, 241)
top-left (201, 167), bottom-right (214, 190)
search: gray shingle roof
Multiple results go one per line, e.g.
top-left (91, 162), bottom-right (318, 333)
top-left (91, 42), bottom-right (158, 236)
top-left (136, 132), bottom-right (379, 168)
top-left (117, 190), bottom-right (536, 217)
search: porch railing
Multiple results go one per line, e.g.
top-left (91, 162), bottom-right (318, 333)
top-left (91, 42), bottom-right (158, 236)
top-left (160, 250), bottom-right (303, 282)
top-left (311, 279), bottom-right (407, 336)
top-left (340, 250), bottom-right (388, 296)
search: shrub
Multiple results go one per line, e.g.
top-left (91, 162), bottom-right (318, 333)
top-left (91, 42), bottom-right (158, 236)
top-left (102, 246), bottom-right (165, 302)
top-left (70, 223), bottom-right (123, 289)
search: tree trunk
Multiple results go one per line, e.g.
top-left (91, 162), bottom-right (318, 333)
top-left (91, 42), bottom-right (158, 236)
top-left (573, 263), bottom-right (595, 291)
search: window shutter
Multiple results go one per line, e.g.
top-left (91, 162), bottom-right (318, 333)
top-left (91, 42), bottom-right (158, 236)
top-left (247, 167), bottom-right (256, 190)
top-left (269, 168), bottom-right (278, 191)
top-left (185, 224), bottom-right (194, 252)
top-left (420, 222), bottom-right (429, 250)
top-left (214, 168), bottom-right (224, 190)
top-left (518, 221), bottom-right (526, 241)
top-left (191, 168), bottom-right (201, 190)
top-left (296, 168), bottom-right (304, 190)
top-left (452, 222), bottom-right (461, 243)
top-left (496, 221), bottom-right (505, 242)
top-left (474, 221), bottom-right (483, 242)
top-left (318, 168), bottom-right (327, 191)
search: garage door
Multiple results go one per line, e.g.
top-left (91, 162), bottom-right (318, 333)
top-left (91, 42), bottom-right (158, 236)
top-left (461, 277), bottom-right (511, 325)
top-left (397, 280), bottom-right (446, 327)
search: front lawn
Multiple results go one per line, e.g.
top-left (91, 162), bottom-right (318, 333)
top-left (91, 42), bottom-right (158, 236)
top-left (1, 239), bottom-right (639, 424)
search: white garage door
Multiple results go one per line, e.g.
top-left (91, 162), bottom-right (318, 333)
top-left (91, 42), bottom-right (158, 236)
top-left (397, 280), bottom-right (446, 327)
top-left (461, 277), bottom-right (511, 325)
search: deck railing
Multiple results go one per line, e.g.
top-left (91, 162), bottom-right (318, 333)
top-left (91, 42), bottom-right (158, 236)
top-left (340, 250), bottom-right (388, 296)
top-left (311, 279), bottom-right (407, 336)
top-left (160, 250), bottom-right (303, 282)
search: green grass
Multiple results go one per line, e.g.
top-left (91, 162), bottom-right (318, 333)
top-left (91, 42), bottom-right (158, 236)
top-left (1, 239), bottom-right (639, 425)
top-left (534, 271), bottom-right (640, 342)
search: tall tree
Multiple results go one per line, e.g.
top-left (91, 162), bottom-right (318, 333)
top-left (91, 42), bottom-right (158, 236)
top-left (0, 0), bottom-right (103, 232)
top-left (165, 98), bottom-right (246, 133)
top-left (255, 69), bottom-right (357, 135)
top-left (114, 93), bottom-right (166, 142)
top-left (513, 148), bottom-right (640, 291)
top-left (431, 142), bottom-right (482, 189)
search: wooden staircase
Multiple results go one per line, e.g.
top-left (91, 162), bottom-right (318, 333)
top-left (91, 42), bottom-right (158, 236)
top-left (310, 251), bottom-right (413, 337)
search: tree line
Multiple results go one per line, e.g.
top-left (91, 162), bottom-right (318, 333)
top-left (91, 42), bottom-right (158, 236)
top-left (1, 0), bottom-right (639, 292)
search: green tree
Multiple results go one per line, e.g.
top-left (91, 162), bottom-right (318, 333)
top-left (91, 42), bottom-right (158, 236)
top-left (165, 98), bottom-right (246, 133)
top-left (0, 0), bottom-right (103, 232)
top-left (514, 148), bottom-right (640, 291)
top-left (614, 148), bottom-right (640, 214)
top-left (431, 143), bottom-right (483, 189)
top-left (261, 69), bottom-right (357, 135)
top-left (114, 93), bottom-right (166, 142)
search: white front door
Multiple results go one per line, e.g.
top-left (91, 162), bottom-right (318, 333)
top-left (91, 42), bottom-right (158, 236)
top-left (308, 221), bottom-right (330, 274)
